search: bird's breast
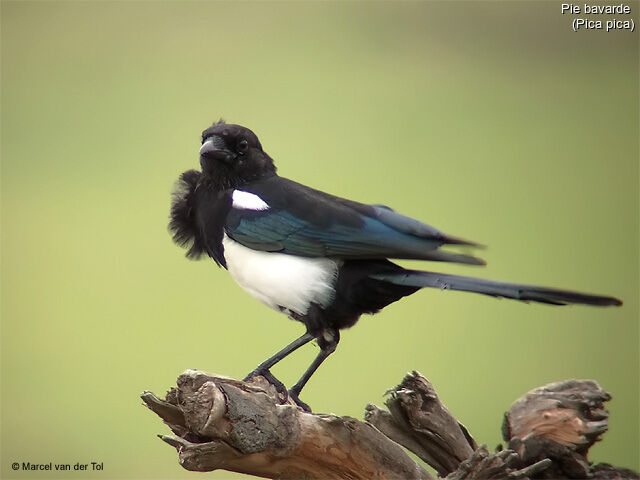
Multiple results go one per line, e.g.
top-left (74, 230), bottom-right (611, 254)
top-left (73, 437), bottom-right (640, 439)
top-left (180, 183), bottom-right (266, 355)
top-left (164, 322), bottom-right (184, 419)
top-left (222, 234), bottom-right (340, 316)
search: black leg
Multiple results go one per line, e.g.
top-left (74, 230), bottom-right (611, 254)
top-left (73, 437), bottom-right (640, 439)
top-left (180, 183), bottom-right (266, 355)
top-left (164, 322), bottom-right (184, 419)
top-left (288, 329), bottom-right (339, 412)
top-left (244, 332), bottom-right (315, 381)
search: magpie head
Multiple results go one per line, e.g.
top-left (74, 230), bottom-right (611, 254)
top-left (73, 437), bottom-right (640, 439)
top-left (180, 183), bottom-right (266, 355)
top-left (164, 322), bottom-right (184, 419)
top-left (199, 121), bottom-right (276, 187)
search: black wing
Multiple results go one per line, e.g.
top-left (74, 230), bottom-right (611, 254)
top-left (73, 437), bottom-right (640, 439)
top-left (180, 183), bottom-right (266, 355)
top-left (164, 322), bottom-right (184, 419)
top-left (225, 176), bottom-right (484, 265)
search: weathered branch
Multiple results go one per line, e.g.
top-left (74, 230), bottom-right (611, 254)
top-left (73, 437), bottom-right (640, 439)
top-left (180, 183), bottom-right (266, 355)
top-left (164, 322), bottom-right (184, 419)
top-left (142, 370), bottom-right (430, 480)
top-left (502, 379), bottom-right (637, 480)
top-left (364, 372), bottom-right (550, 480)
top-left (365, 371), bottom-right (476, 477)
top-left (142, 371), bottom-right (638, 480)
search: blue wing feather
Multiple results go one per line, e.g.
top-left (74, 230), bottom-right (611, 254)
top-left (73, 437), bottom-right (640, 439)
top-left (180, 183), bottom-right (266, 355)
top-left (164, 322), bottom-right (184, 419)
top-left (225, 177), bottom-right (484, 264)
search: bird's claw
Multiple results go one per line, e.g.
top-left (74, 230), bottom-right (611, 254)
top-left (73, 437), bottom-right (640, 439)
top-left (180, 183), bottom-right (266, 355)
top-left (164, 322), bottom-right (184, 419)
top-left (244, 369), bottom-right (288, 397)
top-left (244, 369), bottom-right (312, 412)
top-left (288, 390), bottom-right (312, 412)
top-left (243, 369), bottom-right (260, 382)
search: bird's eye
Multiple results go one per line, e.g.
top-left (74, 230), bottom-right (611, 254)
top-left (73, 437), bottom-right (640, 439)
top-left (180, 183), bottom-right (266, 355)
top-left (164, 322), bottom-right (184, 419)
top-left (238, 139), bottom-right (249, 153)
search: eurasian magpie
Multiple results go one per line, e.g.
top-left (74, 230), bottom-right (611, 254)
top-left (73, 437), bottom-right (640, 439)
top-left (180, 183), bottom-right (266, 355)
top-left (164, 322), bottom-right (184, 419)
top-left (169, 120), bottom-right (622, 410)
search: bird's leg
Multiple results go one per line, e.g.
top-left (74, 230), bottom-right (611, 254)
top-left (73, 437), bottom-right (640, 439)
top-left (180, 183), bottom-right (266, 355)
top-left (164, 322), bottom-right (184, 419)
top-left (244, 332), bottom-right (315, 393)
top-left (288, 329), bottom-right (340, 412)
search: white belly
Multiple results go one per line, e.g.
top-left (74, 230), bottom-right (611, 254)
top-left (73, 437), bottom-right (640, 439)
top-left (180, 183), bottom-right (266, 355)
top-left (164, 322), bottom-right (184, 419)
top-left (222, 234), bottom-right (339, 316)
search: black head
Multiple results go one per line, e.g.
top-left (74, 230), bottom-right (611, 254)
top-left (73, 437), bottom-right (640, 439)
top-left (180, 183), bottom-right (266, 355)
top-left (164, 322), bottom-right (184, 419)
top-left (199, 121), bottom-right (276, 188)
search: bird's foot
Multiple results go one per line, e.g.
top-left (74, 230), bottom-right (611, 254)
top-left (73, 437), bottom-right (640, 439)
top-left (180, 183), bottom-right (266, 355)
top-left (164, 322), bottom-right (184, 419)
top-left (244, 369), bottom-right (288, 397)
top-left (242, 368), bottom-right (260, 382)
top-left (287, 390), bottom-right (312, 413)
top-left (244, 369), bottom-right (312, 412)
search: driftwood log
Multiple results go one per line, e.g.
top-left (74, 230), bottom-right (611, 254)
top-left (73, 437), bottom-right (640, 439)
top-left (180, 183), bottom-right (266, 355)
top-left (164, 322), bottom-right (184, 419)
top-left (142, 370), bottom-right (638, 480)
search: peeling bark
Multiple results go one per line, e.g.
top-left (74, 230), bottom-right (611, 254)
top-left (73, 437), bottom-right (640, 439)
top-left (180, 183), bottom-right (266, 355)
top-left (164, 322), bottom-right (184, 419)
top-left (142, 371), bottom-right (638, 480)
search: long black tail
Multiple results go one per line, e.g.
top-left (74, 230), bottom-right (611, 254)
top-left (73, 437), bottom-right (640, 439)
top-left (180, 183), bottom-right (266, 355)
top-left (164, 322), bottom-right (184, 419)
top-left (370, 270), bottom-right (622, 306)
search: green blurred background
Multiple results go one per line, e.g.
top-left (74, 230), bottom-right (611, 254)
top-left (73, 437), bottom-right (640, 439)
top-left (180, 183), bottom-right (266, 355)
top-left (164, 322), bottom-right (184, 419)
top-left (2, 1), bottom-right (638, 478)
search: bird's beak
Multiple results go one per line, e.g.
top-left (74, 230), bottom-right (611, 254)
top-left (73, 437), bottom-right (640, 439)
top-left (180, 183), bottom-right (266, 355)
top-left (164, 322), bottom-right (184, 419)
top-left (200, 136), bottom-right (234, 164)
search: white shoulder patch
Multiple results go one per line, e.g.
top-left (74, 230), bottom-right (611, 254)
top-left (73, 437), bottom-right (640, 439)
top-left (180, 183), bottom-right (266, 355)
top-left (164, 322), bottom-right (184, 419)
top-left (232, 190), bottom-right (270, 211)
